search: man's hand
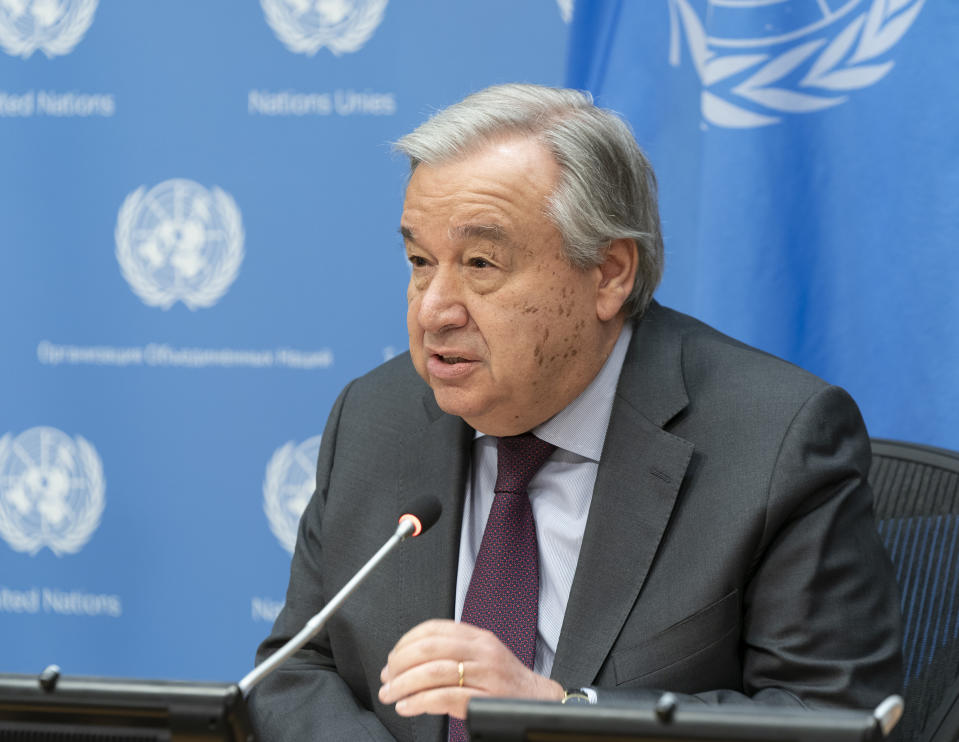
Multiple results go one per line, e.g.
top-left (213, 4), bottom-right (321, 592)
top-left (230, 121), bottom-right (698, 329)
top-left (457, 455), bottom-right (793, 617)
top-left (378, 619), bottom-right (564, 719)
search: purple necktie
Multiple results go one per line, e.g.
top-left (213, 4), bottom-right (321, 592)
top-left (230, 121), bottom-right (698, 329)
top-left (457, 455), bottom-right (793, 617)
top-left (449, 433), bottom-right (556, 742)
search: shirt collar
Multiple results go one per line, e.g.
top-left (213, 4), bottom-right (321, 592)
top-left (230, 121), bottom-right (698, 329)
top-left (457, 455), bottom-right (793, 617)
top-left (533, 321), bottom-right (633, 461)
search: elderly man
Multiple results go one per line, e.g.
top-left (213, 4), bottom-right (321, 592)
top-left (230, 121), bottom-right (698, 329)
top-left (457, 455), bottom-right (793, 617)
top-left (250, 84), bottom-right (902, 741)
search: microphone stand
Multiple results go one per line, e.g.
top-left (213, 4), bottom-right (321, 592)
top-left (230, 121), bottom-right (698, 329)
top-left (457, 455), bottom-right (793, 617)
top-left (238, 518), bottom-right (416, 696)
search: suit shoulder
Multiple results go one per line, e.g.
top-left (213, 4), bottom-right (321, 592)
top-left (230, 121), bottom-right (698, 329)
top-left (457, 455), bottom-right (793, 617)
top-left (352, 351), bottom-right (423, 391)
top-left (647, 304), bottom-right (828, 400)
top-left (334, 352), bottom-right (432, 426)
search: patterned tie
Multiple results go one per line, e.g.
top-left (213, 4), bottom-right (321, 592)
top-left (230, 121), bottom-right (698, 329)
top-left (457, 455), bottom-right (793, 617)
top-left (449, 433), bottom-right (556, 742)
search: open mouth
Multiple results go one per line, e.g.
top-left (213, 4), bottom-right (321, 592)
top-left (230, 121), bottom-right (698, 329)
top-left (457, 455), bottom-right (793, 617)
top-left (437, 355), bottom-right (469, 364)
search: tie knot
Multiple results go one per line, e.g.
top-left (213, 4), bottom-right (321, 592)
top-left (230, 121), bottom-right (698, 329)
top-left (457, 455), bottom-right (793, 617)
top-left (494, 433), bottom-right (556, 496)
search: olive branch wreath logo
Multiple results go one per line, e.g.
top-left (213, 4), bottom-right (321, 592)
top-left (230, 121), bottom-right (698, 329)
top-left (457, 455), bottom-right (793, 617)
top-left (0, 0), bottom-right (98, 59)
top-left (260, 0), bottom-right (388, 56)
top-left (668, 0), bottom-right (925, 127)
top-left (263, 437), bottom-right (322, 554)
top-left (115, 181), bottom-right (245, 311)
top-left (0, 431), bottom-right (105, 557)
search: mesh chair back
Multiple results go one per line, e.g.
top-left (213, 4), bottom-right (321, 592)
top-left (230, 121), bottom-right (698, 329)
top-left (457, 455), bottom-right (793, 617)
top-left (870, 438), bottom-right (959, 742)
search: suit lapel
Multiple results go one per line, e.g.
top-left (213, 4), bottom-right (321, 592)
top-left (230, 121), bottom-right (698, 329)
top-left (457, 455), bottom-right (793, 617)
top-left (394, 390), bottom-right (472, 742)
top-left (552, 304), bottom-right (694, 685)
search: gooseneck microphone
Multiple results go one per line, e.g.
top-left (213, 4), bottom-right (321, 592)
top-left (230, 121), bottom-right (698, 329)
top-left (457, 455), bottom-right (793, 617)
top-left (239, 495), bottom-right (442, 696)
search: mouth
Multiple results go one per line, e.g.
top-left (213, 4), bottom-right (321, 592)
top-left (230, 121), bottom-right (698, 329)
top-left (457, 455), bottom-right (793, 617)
top-left (425, 351), bottom-right (478, 379)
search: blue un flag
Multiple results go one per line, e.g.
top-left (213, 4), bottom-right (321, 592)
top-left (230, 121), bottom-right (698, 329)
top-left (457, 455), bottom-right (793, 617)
top-left (568, 0), bottom-right (958, 450)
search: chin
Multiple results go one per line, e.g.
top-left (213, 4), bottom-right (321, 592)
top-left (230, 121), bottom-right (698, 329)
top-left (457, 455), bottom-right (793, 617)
top-left (429, 387), bottom-right (488, 422)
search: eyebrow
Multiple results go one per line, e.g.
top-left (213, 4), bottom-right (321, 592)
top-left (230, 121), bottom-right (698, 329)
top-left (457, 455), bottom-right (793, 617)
top-left (398, 224), bottom-right (511, 245)
top-left (450, 224), bottom-right (508, 243)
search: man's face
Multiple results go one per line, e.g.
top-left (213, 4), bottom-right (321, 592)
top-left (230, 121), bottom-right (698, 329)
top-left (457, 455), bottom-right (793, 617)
top-left (402, 137), bottom-right (622, 436)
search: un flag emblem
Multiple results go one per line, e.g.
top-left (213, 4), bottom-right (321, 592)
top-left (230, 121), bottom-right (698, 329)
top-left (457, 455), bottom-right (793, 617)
top-left (0, 427), bottom-right (105, 556)
top-left (0, 0), bottom-right (97, 58)
top-left (115, 179), bottom-right (245, 311)
top-left (669, 0), bottom-right (925, 127)
top-left (263, 436), bottom-right (322, 554)
top-left (261, 0), bottom-right (388, 56)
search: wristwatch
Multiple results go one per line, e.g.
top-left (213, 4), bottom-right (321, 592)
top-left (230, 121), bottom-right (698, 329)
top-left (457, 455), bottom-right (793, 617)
top-left (561, 687), bottom-right (592, 705)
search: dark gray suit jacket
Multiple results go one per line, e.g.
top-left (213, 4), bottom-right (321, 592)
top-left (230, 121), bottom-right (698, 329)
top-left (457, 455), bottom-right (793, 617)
top-left (251, 303), bottom-right (902, 741)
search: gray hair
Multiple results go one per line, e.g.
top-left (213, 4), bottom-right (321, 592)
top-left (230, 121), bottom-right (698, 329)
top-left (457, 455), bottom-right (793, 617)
top-left (393, 83), bottom-right (664, 318)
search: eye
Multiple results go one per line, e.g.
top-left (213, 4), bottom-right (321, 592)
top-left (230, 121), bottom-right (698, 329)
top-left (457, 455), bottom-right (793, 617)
top-left (468, 257), bottom-right (491, 269)
top-left (408, 254), bottom-right (428, 268)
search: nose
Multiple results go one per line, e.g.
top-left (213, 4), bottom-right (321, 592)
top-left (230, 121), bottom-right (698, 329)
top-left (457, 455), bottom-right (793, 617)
top-left (415, 266), bottom-right (469, 333)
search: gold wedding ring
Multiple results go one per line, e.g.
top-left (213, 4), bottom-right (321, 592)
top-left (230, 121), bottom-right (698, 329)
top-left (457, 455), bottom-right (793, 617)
top-left (457, 661), bottom-right (465, 688)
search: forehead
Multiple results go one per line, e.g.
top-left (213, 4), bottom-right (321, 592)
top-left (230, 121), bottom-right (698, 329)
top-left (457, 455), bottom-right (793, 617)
top-left (401, 137), bottom-right (561, 237)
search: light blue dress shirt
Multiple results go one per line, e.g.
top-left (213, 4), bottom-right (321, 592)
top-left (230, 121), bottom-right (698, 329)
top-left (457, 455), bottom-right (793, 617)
top-left (454, 322), bottom-right (634, 677)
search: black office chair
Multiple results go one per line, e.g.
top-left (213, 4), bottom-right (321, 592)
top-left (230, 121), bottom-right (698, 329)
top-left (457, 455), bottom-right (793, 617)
top-left (870, 438), bottom-right (959, 742)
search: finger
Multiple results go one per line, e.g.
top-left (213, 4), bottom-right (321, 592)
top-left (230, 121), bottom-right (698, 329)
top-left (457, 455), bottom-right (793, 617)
top-left (384, 634), bottom-right (471, 681)
top-left (384, 622), bottom-right (497, 681)
top-left (393, 685), bottom-right (490, 720)
top-left (390, 618), bottom-right (463, 653)
top-left (379, 657), bottom-right (462, 705)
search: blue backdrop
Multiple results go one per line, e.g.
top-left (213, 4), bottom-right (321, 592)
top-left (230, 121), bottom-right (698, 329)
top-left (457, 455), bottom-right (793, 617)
top-left (0, 0), bottom-right (569, 682)
top-left (2, 0), bottom-right (954, 687)
top-left (568, 0), bottom-right (958, 452)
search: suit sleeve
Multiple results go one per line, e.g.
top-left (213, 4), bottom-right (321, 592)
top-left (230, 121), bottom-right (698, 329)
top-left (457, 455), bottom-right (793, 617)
top-left (248, 382), bottom-right (398, 742)
top-left (593, 385), bottom-right (903, 710)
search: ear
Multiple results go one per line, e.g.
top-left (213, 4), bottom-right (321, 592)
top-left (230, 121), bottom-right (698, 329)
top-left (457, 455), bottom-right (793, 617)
top-left (595, 238), bottom-right (638, 322)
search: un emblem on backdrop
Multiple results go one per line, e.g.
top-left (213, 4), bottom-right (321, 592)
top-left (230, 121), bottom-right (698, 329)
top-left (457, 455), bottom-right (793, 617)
top-left (668, 0), bottom-right (924, 127)
top-left (0, 0), bottom-right (97, 58)
top-left (0, 427), bottom-right (105, 556)
top-left (261, 0), bottom-right (388, 56)
top-left (263, 436), bottom-right (322, 554)
top-left (115, 179), bottom-right (245, 311)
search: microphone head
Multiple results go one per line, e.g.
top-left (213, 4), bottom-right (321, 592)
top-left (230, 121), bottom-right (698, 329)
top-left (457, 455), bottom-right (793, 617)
top-left (398, 496), bottom-right (443, 537)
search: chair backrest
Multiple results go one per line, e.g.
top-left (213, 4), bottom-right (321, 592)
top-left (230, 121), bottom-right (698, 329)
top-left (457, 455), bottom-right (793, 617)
top-left (869, 438), bottom-right (959, 742)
